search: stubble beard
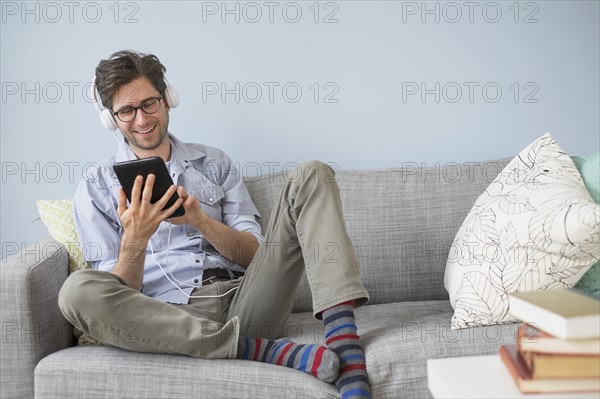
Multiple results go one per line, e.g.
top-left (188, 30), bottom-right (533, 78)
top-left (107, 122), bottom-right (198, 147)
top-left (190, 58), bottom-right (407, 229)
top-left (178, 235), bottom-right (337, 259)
top-left (127, 112), bottom-right (170, 151)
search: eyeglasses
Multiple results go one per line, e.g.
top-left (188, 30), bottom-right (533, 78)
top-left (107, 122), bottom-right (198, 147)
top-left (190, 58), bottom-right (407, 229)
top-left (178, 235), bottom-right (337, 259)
top-left (113, 96), bottom-right (162, 122)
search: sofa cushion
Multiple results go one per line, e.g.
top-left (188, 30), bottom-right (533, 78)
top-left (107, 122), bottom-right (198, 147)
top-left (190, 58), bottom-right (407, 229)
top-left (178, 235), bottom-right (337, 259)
top-left (445, 134), bottom-right (600, 329)
top-left (358, 301), bottom-right (517, 398)
top-left (34, 345), bottom-right (339, 398)
top-left (34, 300), bottom-right (517, 399)
top-left (244, 159), bottom-right (511, 312)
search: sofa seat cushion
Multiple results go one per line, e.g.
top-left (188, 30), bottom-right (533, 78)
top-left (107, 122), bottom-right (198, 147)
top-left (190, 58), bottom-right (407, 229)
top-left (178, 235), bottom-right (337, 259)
top-left (34, 346), bottom-right (339, 399)
top-left (35, 301), bottom-right (517, 399)
top-left (357, 300), bottom-right (517, 398)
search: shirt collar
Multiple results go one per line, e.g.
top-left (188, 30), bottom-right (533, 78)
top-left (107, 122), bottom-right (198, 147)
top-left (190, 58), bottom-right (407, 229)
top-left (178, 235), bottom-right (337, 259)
top-left (114, 133), bottom-right (207, 174)
top-left (168, 134), bottom-right (206, 175)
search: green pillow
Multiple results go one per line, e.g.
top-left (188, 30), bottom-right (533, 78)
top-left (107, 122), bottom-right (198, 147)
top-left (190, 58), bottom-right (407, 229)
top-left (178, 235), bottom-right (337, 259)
top-left (572, 153), bottom-right (600, 203)
top-left (572, 153), bottom-right (600, 299)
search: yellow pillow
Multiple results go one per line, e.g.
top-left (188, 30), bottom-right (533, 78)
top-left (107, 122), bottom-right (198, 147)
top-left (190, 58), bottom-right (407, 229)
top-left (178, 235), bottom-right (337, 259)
top-left (36, 199), bottom-right (100, 345)
top-left (36, 199), bottom-right (91, 273)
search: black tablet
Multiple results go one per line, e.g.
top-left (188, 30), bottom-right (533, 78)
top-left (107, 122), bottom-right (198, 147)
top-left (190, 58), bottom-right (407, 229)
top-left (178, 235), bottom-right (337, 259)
top-left (112, 156), bottom-right (185, 218)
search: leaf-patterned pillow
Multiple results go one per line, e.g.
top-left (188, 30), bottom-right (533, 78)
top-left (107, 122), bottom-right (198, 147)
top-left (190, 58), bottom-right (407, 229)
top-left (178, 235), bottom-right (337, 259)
top-left (444, 133), bottom-right (600, 329)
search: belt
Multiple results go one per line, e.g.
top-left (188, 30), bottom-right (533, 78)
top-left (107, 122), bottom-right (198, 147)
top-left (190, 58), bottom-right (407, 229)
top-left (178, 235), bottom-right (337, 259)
top-left (202, 268), bottom-right (245, 284)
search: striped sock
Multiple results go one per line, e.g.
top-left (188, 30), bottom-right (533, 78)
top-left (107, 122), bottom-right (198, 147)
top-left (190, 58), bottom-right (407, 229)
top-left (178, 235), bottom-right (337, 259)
top-left (323, 301), bottom-right (371, 399)
top-left (237, 336), bottom-right (339, 383)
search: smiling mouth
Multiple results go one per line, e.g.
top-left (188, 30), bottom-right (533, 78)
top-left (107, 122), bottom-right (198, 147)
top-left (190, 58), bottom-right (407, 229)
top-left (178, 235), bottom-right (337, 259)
top-left (135, 125), bottom-right (156, 135)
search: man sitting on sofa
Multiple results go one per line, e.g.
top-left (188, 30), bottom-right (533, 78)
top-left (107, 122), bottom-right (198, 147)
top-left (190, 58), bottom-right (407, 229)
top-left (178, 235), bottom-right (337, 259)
top-left (58, 50), bottom-right (371, 399)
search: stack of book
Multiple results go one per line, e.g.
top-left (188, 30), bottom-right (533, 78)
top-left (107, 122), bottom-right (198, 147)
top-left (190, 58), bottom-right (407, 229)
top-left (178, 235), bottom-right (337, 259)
top-left (499, 289), bottom-right (600, 394)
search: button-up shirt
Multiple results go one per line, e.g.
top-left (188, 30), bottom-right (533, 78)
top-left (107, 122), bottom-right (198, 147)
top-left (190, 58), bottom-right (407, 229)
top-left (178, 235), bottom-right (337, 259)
top-left (73, 133), bottom-right (263, 304)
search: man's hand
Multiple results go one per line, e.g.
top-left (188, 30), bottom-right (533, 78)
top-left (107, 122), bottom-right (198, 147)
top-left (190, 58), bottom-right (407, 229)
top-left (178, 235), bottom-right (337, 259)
top-left (169, 186), bottom-right (207, 229)
top-left (117, 174), bottom-right (183, 242)
top-left (170, 186), bottom-right (258, 268)
top-left (113, 174), bottom-right (183, 289)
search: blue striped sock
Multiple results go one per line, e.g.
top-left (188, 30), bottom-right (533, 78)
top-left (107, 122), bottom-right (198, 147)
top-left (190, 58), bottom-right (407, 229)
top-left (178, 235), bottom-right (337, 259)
top-left (323, 301), bottom-right (371, 399)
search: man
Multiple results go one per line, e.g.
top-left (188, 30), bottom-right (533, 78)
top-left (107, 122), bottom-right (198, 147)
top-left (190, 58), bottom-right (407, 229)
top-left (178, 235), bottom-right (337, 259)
top-left (59, 50), bottom-right (371, 399)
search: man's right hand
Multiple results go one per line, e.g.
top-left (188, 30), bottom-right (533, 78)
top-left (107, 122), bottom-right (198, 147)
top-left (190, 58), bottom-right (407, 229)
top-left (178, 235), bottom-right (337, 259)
top-left (113, 174), bottom-right (182, 289)
top-left (117, 174), bottom-right (182, 242)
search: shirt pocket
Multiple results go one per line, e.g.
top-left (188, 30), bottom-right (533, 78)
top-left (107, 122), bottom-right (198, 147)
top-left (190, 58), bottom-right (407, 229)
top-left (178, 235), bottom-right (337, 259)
top-left (190, 185), bottom-right (225, 223)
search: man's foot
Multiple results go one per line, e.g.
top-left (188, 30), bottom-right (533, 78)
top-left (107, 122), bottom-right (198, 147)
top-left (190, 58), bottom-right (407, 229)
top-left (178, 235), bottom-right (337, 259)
top-left (237, 336), bottom-right (339, 383)
top-left (323, 301), bottom-right (372, 399)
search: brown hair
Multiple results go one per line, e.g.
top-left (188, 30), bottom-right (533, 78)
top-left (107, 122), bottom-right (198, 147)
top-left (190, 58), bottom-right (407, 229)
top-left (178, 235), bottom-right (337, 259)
top-left (94, 50), bottom-right (167, 110)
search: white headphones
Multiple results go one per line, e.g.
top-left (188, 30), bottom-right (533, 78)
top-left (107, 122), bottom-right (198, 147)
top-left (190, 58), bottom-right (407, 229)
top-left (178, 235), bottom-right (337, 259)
top-left (91, 74), bottom-right (180, 131)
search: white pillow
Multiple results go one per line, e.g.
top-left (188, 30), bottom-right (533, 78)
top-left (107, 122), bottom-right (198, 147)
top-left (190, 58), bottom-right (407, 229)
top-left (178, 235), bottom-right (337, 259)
top-left (444, 133), bottom-right (600, 329)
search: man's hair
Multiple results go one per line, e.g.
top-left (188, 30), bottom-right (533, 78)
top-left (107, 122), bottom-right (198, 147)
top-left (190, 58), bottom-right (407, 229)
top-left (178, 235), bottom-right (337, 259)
top-left (94, 50), bottom-right (167, 110)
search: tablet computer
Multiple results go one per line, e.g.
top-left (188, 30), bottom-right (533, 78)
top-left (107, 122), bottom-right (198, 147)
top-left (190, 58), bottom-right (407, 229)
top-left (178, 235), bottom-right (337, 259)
top-left (112, 156), bottom-right (185, 218)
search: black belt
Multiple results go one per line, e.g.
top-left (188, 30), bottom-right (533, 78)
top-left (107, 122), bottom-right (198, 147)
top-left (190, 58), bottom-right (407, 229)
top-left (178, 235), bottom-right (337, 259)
top-left (202, 268), bottom-right (245, 284)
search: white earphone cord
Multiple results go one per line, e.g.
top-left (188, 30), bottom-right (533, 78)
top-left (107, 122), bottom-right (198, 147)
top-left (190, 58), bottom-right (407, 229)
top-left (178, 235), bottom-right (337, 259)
top-left (113, 131), bottom-right (128, 160)
top-left (148, 221), bottom-right (239, 299)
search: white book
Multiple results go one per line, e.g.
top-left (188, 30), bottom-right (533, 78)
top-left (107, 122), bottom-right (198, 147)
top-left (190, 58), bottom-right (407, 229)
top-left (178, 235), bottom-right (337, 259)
top-left (508, 290), bottom-right (600, 340)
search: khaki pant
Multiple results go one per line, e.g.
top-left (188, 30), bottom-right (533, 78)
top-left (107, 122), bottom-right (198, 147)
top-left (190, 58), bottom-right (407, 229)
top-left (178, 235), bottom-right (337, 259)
top-left (58, 161), bottom-right (369, 359)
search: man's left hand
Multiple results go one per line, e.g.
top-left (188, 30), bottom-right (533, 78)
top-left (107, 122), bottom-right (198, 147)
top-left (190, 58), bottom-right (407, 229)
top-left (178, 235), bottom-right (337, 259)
top-left (169, 186), bottom-right (207, 229)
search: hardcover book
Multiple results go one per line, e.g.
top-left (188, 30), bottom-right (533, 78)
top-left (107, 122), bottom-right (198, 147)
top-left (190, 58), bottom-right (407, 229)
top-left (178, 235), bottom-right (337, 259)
top-left (520, 350), bottom-right (600, 379)
top-left (499, 344), bottom-right (600, 394)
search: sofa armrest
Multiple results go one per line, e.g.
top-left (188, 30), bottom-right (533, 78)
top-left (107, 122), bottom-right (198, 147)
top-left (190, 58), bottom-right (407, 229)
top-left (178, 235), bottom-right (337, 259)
top-left (1, 237), bottom-right (73, 399)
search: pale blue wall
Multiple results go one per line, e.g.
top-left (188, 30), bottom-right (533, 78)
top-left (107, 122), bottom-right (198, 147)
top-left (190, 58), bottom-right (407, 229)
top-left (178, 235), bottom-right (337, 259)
top-left (1, 1), bottom-right (599, 258)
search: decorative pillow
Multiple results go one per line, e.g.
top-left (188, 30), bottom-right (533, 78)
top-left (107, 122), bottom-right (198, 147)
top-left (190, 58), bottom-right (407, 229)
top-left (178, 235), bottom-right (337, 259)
top-left (575, 260), bottom-right (600, 299)
top-left (444, 133), bottom-right (600, 329)
top-left (571, 153), bottom-right (600, 203)
top-left (37, 199), bottom-right (100, 345)
top-left (36, 199), bottom-right (92, 273)
top-left (572, 153), bottom-right (600, 298)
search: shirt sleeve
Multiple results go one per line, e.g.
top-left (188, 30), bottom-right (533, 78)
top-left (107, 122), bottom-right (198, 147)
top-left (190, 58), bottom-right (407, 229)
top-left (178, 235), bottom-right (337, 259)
top-left (217, 152), bottom-right (262, 219)
top-left (222, 213), bottom-right (264, 247)
top-left (73, 166), bottom-right (122, 272)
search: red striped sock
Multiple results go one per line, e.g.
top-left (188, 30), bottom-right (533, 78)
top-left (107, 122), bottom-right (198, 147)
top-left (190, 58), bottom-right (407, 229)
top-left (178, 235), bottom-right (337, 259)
top-left (323, 301), bottom-right (371, 399)
top-left (237, 336), bottom-right (339, 383)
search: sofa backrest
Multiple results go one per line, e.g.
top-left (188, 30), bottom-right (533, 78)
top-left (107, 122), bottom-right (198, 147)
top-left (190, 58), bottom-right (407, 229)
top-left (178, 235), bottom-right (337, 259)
top-left (243, 158), bottom-right (511, 311)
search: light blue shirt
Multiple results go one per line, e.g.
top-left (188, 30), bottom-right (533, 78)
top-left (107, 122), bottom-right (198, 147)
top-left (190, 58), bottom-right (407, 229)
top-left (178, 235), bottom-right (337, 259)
top-left (73, 133), bottom-right (263, 304)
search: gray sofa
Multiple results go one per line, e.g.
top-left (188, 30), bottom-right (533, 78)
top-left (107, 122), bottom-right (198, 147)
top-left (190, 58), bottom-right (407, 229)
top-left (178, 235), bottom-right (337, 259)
top-left (1, 158), bottom-right (520, 398)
